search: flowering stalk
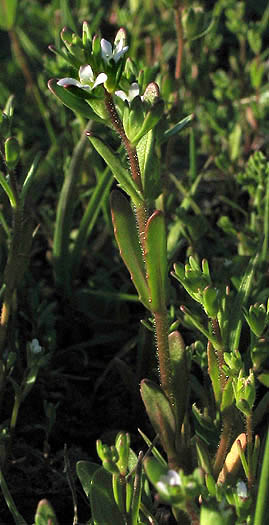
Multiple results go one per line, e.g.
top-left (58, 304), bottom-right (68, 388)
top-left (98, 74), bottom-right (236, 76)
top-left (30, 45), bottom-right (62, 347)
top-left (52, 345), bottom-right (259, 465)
top-left (104, 90), bottom-right (148, 250)
top-left (104, 89), bottom-right (173, 403)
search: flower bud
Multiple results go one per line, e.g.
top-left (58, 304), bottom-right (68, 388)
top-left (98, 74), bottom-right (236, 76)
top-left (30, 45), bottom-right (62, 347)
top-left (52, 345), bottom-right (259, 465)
top-left (5, 137), bottom-right (20, 170)
top-left (203, 286), bottom-right (219, 318)
top-left (244, 303), bottom-right (267, 337)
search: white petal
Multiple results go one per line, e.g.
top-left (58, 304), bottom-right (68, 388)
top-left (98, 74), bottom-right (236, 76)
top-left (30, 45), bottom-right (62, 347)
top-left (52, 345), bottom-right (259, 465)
top-left (113, 45), bottom-right (128, 63)
top-left (237, 481), bottom-right (248, 499)
top-left (79, 64), bottom-right (94, 84)
top-left (101, 38), bottom-right (113, 62)
top-left (160, 470), bottom-right (181, 486)
top-left (115, 90), bottom-right (128, 102)
top-left (129, 82), bottom-right (140, 101)
top-left (93, 72), bottom-right (107, 88)
top-left (57, 77), bottom-right (82, 87)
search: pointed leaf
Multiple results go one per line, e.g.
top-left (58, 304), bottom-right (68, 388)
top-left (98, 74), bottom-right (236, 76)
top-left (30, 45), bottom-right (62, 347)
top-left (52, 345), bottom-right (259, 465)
top-left (90, 467), bottom-right (125, 525)
top-left (34, 499), bottom-right (59, 525)
top-left (48, 79), bottom-right (103, 122)
top-left (111, 190), bottom-right (150, 309)
top-left (136, 130), bottom-right (161, 202)
top-left (88, 134), bottom-right (144, 206)
top-left (159, 114), bottom-right (194, 144)
top-left (254, 429), bottom-right (269, 525)
top-left (76, 461), bottom-right (100, 499)
top-left (140, 379), bottom-right (176, 457)
top-left (168, 331), bottom-right (188, 434)
top-left (0, 0), bottom-right (17, 30)
top-left (144, 211), bottom-right (168, 312)
top-left (229, 253), bottom-right (259, 352)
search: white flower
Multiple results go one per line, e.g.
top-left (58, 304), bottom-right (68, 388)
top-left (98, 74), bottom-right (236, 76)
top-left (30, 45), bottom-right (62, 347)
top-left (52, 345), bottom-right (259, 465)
top-left (237, 480), bottom-right (248, 499)
top-left (57, 64), bottom-right (107, 91)
top-left (29, 339), bottom-right (42, 354)
top-left (115, 82), bottom-right (140, 103)
top-left (156, 470), bottom-right (182, 496)
top-left (101, 37), bottom-right (128, 64)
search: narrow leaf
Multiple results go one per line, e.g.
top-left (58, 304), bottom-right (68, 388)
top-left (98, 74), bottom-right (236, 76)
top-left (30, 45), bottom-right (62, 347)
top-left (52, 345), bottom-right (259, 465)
top-left (88, 134), bottom-right (144, 206)
top-left (48, 79), bottom-right (103, 122)
top-left (254, 430), bottom-right (269, 525)
top-left (229, 253), bottom-right (259, 352)
top-left (168, 331), bottom-right (189, 434)
top-left (70, 167), bottom-right (113, 279)
top-left (111, 190), bottom-right (150, 310)
top-left (159, 114), bottom-right (194, 144)
top-left (0, 0), bottom-right (17, 30)
top-left (140, 379), bottom-right (176, 457)
top-left (145, 211), bottom-right (168, 312)
top-left (136, 130), bottom-right (161, 201)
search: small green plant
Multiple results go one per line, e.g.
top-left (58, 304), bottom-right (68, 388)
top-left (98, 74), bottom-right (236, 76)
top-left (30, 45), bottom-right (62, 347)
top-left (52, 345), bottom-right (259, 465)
top-left (0, 0), bottom-right (269, 524)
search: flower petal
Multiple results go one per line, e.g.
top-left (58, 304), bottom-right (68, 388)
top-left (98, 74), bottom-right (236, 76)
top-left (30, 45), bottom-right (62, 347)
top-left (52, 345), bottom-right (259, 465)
top-left (113, 43), bottom-right (128, 62)
top-left (57, 77), bottom-right (82, 88)
top-left (79, 64), bottom-right (94, 84)
top-left (93, 72), bottom-right (108, 88)
top-left (115, 89), bottom-right (129, 102)
top-left (101, 38), bottom-right (113, 62)
top-left (129, 82), bottom-right (140, 101)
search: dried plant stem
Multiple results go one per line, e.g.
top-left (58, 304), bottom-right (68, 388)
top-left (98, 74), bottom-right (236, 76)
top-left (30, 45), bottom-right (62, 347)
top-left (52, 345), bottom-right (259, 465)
top-left (174, 6), bottom-right (184, 81)
top-left (9, 29), bottom-right (56, 144)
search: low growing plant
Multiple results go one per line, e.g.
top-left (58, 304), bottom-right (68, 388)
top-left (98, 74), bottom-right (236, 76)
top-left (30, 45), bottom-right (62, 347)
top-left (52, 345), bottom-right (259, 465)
top-left (1, 1), bottom-right (269, 524)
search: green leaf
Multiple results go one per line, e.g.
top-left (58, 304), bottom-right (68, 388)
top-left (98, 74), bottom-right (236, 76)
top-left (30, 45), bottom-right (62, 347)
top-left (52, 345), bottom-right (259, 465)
top-left (220, 377), bottom-right (234, 412)
top-left (90, 467), bottom-right (125, 525)
top-left (254, 429), bottom-right (269, 525)
top-left (140, 379), bottom-right (176, 457)
top-left (0, 0), bottom-right (17, 30)
top-left (0, 171), bottom-right (17, 208)
top-left (257, 373), bottom-right (269, 388)
top-left (88, 134), bottom-right (144, 206)
top-left (229, 253), bottom-right (259, 352)
top-left (76, 460), bottom-right (100, 499)
top-left (34, 499), bottom-right (59, 525)
top-left (48, 79), bottom-right (103, 122)
top-left (70, 166), bottom-right (113, 280)
top-left (144, 211), bottom-right (168, 312)
top-left (207, 343), bottom-right (221, 406)
top-left (168, 331), bottom-right (189, 435)
top-left (159, 114), bottom-right (194, 144)
top-left (200, 503), bottom-right (234, 525)
top-left (0, 467), bottom-right (27, 525)
top-left (110, 191), bottom-right (150, 309)
top-left (136, 130), bottom-right (161, 202)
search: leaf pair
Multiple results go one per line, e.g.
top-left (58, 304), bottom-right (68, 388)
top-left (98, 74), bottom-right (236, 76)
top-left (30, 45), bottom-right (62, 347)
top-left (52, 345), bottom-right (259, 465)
top-left (111, 190), bottom-right (167, 313)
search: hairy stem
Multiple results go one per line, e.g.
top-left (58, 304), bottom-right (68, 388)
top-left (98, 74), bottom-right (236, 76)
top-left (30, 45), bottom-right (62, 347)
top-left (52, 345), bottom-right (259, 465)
top-left (246, 413), bottom-right (254, 489)
top-left (154, 310), bottom-right (173, 404)
top-left (213, 411), bottom-right (233, 477)
top-left (104, 90), bottom-right (148, 250)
